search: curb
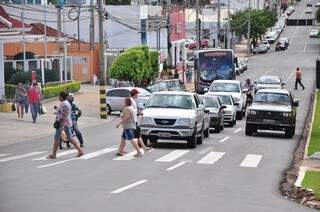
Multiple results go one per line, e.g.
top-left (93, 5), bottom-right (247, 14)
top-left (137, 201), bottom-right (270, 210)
top-left (295, 166), bottom-right (308, 187)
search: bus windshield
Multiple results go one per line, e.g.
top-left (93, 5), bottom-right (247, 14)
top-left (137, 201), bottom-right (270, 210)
top-left (198, 51), bottom-right (234, 81)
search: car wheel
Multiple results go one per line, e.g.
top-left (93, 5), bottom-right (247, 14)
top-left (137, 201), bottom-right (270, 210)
top-left (149, 136), bottom-right (158, 144)
top-left (285, 127), bottom-right (295, 138)
top-left (245, 124), bottom-right (254, 136)
top-left (204, 127), bottom-right (209, 138)
top-left (229, 121), bottom-right (234, 127)
top-left (215, 125), bottom-right (221, 133)
top-left (187, 126), bottom-right (197, 148)
top-left (197, 127), bottom-right (204, 145)
top-left (242, 109), bottom-right (246, 117)
top-left (107, 104), bottom-right (112, 115)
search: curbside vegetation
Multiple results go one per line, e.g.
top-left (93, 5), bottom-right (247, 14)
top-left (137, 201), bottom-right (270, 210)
top-left (302, 171), bottom-right (320, 199)
top-left (308, 91), bottom-right (320, 156)
top-left (5, 81), bottom-right (81, 100)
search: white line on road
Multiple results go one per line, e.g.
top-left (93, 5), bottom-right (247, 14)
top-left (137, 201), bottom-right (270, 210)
top-left (234, 128), bottom-right (242, 133)
top-left (32, 150), bottom-right (78, 161)
top-left (218, 137), bottom-right (230, 143)
top-left (286, 70), bottom-right (296, 82)
top-left (113, 149), bottom-right (145, 161)
top-left (0, 153), bottom-right (12, 157)
top-left (156, 150), bottom-right (189, 162)
top-left (82, 148), bottom-right (117, 160)
top-left (197, 151), bottom-right (225, 164)
top-left (37, 158), bottom-right (78, 169)
top-left (240, 154), bottom-right (262, 168)
top-left (0, 151), bottom-right (47, 163)
top-left (166, 162), bottom-right (187, 171)
top-left (110, 180), bottom-right (148, 194)
top-left (304, 26), bottom-right (311, 52)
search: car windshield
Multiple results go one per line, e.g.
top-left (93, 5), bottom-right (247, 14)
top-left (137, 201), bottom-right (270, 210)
top-left (164, 81), bottom-right (180, 89)
top-left (216, 95), bottom-right (232, 105)
top-left (209, 83), bottom-right (240, 92)
top-left (137, 88), bottom-right (151, 97)
top-left (201, 97), bottom-right (219, 108)
top-left (257, 76), bottom-right (281, 84)
top-left (254, 92), bottom-right (291, 105)
top-left (146, 94), bottom-right (194, 109)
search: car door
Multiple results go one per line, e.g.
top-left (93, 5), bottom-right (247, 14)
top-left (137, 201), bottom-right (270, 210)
top-left (106, 90), bottom-right (115, 110)
top-left (194, 94), bottom-right (205, 132)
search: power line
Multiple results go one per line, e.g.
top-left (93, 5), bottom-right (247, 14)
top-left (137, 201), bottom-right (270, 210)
top-left (7, 12), bottom-right (90, 23)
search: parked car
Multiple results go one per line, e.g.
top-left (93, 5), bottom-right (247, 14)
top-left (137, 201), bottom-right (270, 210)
top-left (280, 13), bottom-right (288, 20)
top-left (245, 89), bottom-right (299, 138)
top-left (305, 9), bottom-right (312, 14)
top-left (200, 95), bottom-right (225, 133)
top-left (316, 2), bottom-right (320, 7)
top-left (287, 5), bottom-right (295, 11)
top-left (253, 43), bottom-right (268, 54)
top-left (146, 82), bottom-right (168, 93)
top-left (275, 37), bottom-right (289, 51)
top-left (265, 31), bottom-right (278, 44)
top-left (309, 29), bottom-right (319, 38)
top-left (254, 75), bottom-right (286, 94)
top-left (261, 41), bottom-right (270, 49)
top-left (206, 93), bottom-right (237, 127)
top-left (109, 78), bottom-right (133, 88)
top-left (208, 80), bottom-right (246, 120)
top-left (306, 1), bottom-right (313, 7)
top-left (140, 91), bottom-right (210, 148)
top-left (239, 57), bottom-right (248, 71)
top-left (106, 87), bottom-right (150, 114)
top-left (161, 79), bottom-right (186, 91)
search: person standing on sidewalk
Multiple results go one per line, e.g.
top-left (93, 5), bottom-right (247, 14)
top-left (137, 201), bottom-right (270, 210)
top-left (27, 82), bottom-right (41, 123)
top-left (67, 93), bottom-right (85, 147)
top-left (116, 97), bottom-right (143, 157)
top-left (294, 67), bottom-right (305, 90)
top-left (14, 83), bottom-right (27, 120)
top-left (47, 91), bottom-right (84, 159)
top-left (130, 89), bottom-right (152, 152)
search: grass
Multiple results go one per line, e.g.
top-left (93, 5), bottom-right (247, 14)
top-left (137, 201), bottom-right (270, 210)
top-left (308, 91), bottom-right (320, 156)
top-left (302, 171), bottom-right (320, 199)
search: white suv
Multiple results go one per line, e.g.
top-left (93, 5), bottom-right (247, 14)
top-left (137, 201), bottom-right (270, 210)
top-left (207, 80), bottom-right (246, 120)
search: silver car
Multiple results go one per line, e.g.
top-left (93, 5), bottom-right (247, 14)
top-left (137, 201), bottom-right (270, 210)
top-left (140, 91), bottom-right (210, 148)
top-left (106, 87), bottom-right (151, 114)
top-left (254, 75), bottom-right (286, 94)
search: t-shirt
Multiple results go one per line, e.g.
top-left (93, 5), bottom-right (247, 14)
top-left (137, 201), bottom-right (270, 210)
top-left (296, 70), bottom-right (302, 79)
top-left (130, 97), bottom-right (138, 124)
top-left (28, 87), bottom-right (40, 103)
top-left (120, 106), bottom-right (135, 129)
top-left (56, 100), bottom-right (73, 127)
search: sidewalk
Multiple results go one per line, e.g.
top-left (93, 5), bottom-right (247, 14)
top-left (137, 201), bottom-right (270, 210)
top-left (0, 84), bottom-right (116, 148)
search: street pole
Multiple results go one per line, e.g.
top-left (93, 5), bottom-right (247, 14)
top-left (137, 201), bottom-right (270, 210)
top-left (57, 7), bottom-right (62, 38)
top-left (247, 0), bottom-right (251, 55)
top-left (44, 2), bottom-right (48, 71)
top-left (227, 0), bottom-right (230, 49)
top-left (90, 0), bottom-right (95, 50)
top-left (217, 0), bottom-right (221, 48)
top-left (21, 0), bottom-right (27, 72)
top-left (77, 7), bottom-right (81, 51)
top-left (98, 0), bottom-right (107, 119)
top-left (196, 0), bottom-right (200, 50)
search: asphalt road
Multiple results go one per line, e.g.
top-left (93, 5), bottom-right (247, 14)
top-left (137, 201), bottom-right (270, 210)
top-left (0, 1), bottom-right (319, 212)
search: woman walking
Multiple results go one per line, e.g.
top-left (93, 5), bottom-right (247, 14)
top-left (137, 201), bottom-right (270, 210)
top-left (14, 83), bottom-right (27, 120)
top-left (27, 82), bottom-right (41, 123)
top-left (116, 97), bottom-right (143, 157)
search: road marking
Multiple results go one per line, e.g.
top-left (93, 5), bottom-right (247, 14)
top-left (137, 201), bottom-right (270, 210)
top-left (110, 180), bottom-right (148, 194)
top-left (218, 137), bottom-right (230, 143)
top-left (32, 150), bottom-right (78, 161)
top-left (240, 154), bottom-right (262, 168)
top-left (82, 148), bottom-right (117, 160)
top-left (156, 150), bottom-right (189, 162)
top-left (199, 147), bottom-right (213, 155)
top-left (113, 149), bottom-right (144, 161)
top-left (0, 153), bottom-right (12, 158)
top-left (0, 151), bottom-right (47, 163)
top-left (197, 151), bottom-right (225, 164)
top-left (37, 158), bottom-right (78, 169)
top-left (166, 161), bottom-right (187, 171)
top-left (234, 128), bottom-right (242, 133)
top-left (286, 70), bottom-right (296, 82)
top-left (304, 26), bottom-right (311, 52)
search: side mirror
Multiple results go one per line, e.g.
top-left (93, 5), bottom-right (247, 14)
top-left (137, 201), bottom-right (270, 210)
top-left (242, 88), bottom-right (248, 93)
top-left (234, 102), bottom-right (240, 106)
top-left (204, 109), bottom-right (210, 114)
top-left (221, 105), bottom-right (227, 109)
top-left (203, 87), bottom-right (209, 92)
top-left (293, 99), bottom-right (299, 107)
top-left (281, 82), bottom-right (286, 86)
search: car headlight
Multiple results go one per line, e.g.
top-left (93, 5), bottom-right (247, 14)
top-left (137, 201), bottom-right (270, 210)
top-left (141, 117), bottom-right (153, 125)
top-left (283, 112), bottom-right (292, 117)
top-left (210, 113), bottom-right (219, 117)
top-left (248, 110), bottom-right (256, 115)
top-left (176, 118), bottom-right (193, 126)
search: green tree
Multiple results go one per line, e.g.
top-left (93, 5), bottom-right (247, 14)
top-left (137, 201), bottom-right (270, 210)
top-left (316, 8), bottom-right (320, 22)
top-left (105, 0), bottom-right (131, 5)
top-left (109, 46), bottom-right (159, 87)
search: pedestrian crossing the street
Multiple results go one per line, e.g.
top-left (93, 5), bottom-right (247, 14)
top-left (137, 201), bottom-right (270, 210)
top-left (0, 148), bottom-right (263, 169)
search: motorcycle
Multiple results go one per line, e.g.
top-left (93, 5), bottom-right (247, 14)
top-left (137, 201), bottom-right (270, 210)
top-left (246, 89), bottom-right (253, 106)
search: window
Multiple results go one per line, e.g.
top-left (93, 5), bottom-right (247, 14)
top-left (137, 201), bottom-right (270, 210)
top-left (210, 83), bottom-right (240, 92)
top-left (146, 94), bottom-right (194, 109)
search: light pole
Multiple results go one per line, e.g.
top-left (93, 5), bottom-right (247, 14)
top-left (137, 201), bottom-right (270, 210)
top-left (196, 0), bottom-right (200, 50)
top-left (247, 0), bottom-right (251, 55)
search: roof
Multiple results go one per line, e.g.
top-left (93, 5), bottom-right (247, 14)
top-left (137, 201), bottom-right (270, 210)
top-left (0, 6), bottom-right (31, 31)
top-left (152, 91), bottom-right (194, 95)
top-left (211, 80), bottom-right (240, 84)
top-left (206, 92), bottom-right (233, 97)
top-left (256, 89), bottom-right (290, 94)
top-left (29, 23), bottom-right (67, 37)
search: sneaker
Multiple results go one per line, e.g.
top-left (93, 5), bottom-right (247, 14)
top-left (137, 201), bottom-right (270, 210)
top-left (133, 153), bottom-right (143, 158)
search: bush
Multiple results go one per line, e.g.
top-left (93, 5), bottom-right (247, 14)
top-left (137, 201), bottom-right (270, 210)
top-left (4, 84), bottom-right (16, 99)
top-left (42, 81), bottom-right (81, 99)
top-left (7, 69), bottom-right (59, 85)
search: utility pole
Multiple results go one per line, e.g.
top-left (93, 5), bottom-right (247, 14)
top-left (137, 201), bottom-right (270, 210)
top-left (77, 7), bottom-right (81, 50)
top-left (217, 0), bottom-right (221, 48)
top-left (90, 0), bottom-right (95, 50)
top-left (98, 0), bottom-right (107, 119)
top-left (166, 0), bottom-right (172, 67)
top-left (44, 2), bottom-right (48, 70)
top-left (57, 7), bottom-right (62, 37)
top-left (227, 0), bottom-right (230, 49)
top-left (21, 0), bottom-right (27, 72)
top-left (247, 0), bottom-right (251, 55)
top-left (196, 0), bottom-right (200, 50)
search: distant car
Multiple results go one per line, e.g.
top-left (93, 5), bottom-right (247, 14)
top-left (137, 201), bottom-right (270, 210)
top-left (200, 95), bottom-right (225, 133)
top-left (188, 39), bottom-right (209, 50)
top-left (316, 2), bottom-right (320, 7)
top-left (238, 58), bottom-right (248, 71)
top-left (309, 29), bottom-right (319, 38)
top-left (275, 37), bottom-right (289, 51)
top-left (288, 5), bottom-right (295, 11)
top-left (253, 44), bottom-right (268, 54)
top-left (261, 41), bottom-right (270, 49)
top-left (106, 87), bottom-right (151, 114)
top-left (306, 2), bottom-right (313, 7)
top-left (305, 9), bottom-right (312, 14)
top-left (186, 57), bottom-right (194, 67)
top-left (265, 31), bottom-right (278, 43)
top-left (280, 13), bottom-right (288, 20)
top-left (109, 78), bottom-right (133, 88)
top-left (146, 82), bottom-right (168, 93)
top-left (245, 89), bottom-right (299, 138)
top-left (185, 39), bottom-right (195, 47)
top-left (161, 79), bottom-right (186, 91)
top-left (254, 75), bottom-right (286, 94)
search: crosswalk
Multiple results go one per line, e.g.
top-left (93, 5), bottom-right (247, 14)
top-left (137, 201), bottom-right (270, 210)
top-left (0, 148), bottom-right (263, 170)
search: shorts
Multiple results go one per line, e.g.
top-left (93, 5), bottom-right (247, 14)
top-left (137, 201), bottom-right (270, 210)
top-left (54, 126), bottom-right (72, 142)
top-left (121, 129), bottom-right (134, 141)
top-left (133, 123), bottom-right (141, 138)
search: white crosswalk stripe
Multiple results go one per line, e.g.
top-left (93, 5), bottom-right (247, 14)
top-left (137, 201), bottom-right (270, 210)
top-left (82, 148), bottom-right (117, 160)
top-left (0, 151), bottom-right (47, 163)
top-left (114, 149), bottom-right (145, 161)
top-left (0, 153), bottom-right (12, 158)
top-left (156, 150), bottom-right (189, 162)
top-left (37, 158), bottom-right (78, 169)
top-left (240, 154), bottom-right (262, 168)
top-left (197, 151), bottom-right (225, 165)
top-left (32, 150), bottom-right (78, 161)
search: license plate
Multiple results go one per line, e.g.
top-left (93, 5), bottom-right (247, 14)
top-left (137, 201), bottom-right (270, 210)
top-left (158, 132), bottom-right (171, 138)
top-left (263, 119), bottom-right (275, 124)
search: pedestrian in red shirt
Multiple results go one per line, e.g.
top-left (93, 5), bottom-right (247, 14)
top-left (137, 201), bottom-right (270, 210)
top-left (28, 82), bottom-right (41, 123)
